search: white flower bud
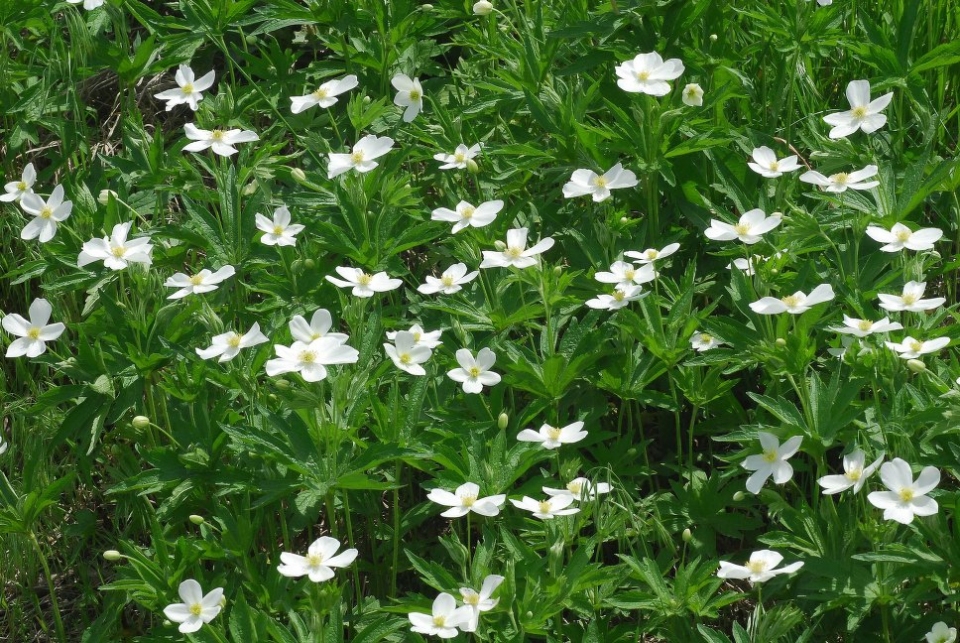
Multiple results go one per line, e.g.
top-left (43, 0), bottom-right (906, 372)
top-left (131, 416), bottom-right (150, 430)
top-left (189, 515), bottom-right (205, 525)
top-left (103, 550), bottom-right (122, 561)
top-left (98, 189), bottom-right (118, 205)
top-left (473, 0), bottom-right (493, 15)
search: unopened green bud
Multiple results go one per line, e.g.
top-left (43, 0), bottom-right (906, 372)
top-left (189, 515), bottom-right (205, 525)
top-left (291, 259), bottom-right (304, 273)
top-left (553, 265), bottom-right (562, 275)
top-left (291, 168), bottom-right (307, 183)
top-left (242, 181), bottom-right (257, 196)
top-left (682, 528), bottom-right (693, 543)
top-left (906, 359), bottom-right (926, 373)
top-left (775, 338), bottom-right (787, 347)
top-left (733, 491), bottom-right (746, 501)
top-left (627, 447), bottom-right (637, 456)
top-left (103, 550), bottom-right (122, 561)
top-left (421, 3), bottom-right (433, 9)
top-left (363, 96), bottom-right (372, 104)
top-left (466, 159), bottom-right (479, 173)
top-left (619, 216), bottom-right (629, 224)
top-left (132, 415), bottom-right (150, 430)
top-left (98, 189), bottom-right (118, 205)
top-left (498, 412), bottom-right (508, 430)
top-left (303, 259), bottom-right (316, 269)
top-left (275, 378), bottom-right (291, 390)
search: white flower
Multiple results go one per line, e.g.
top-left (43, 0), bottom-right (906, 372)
top-left (1, 163), bottom-right (36, 202)
top-left (807, 0), bottom-right (833, 5)
top-left (867, 457), bottom-right (940, 524)
top-left (386, 324), bottom-right (442, 349)
top-left (384, 331), bottom-right (433, 375)
top-left (884, 336), bottom-right (950, 359)
top-left (543, 477), bottom-right (611, 501)
top-left (255, 205), bottom-right (304, 247)
top-left (510, 495), bottom-right (580, 519)
top-left (277, 536), bottom-right (358, 582)
top-left (823, 80), bottom-right (893, 139)
top-left (828, 315), bottom-right (902, 337)
top-left (615, 52), bottom-right (684, 95)
top-left (749, 284), bottom-right (835, 315)
top-left (818, 449), bottom-right (883, 495)
top-left (595, 261), bottom-right (656, 289)
top-left (747, 147), bottom-right (801, 178)
top-left (799, 165), bottom-right (879, 193)
top-left (877, 281), bottom-right (945, 312)
top-left (418, 263), bottom-right (479, 295)
top-left (163, 579), bottom-right (223, 634)
top-left (434, 143), bottom-right (481, 170)
top-left (67, 0), bottom-right (105, 9)
top-left (409, 593), bottom-right (473, 639)
top-left (741, 432), bottom-right (802, 494)
top-left (290, 75), bottom-right (358, 113)
top-left (562, 163), bottom-right (638, 202)
top-left (479, 228), bottom-right (554, 269)
top-left (2, 298), bottom-right (65, 358)
top-left (459, 575), bottom-right (505, 633)
top-left (328, 135), bottom-right (395, 178)
top-left (925, 622), bottom-right (958, 643)
top-left (473, 0), bottom-right (493, 14)
top-left (154, 64), bottom-right (215, 111)
top-left (624, 242), bottom-right (680, 264)
top-left (865, 222), bottom-right (943, 252)
top-left (690, 331), bottom-right (721, 352)
top-left (183, 123), bottom-right (258, 157)
top-left (727, 255), bottom-right (765, 275)
top-left (391, 74), bottom-right (424, 122)
top-left (717, 550), bottom-right (803, 585)
top-left (431, 199), bottom-right (503, 233)
top-left (447, 347), bottom-right (501, 394)
top-left (165, 265), bottom-right (235, 300)
top-left (265, 337), bottom-right (360, 382)
top-left (19, 184), bottom-right (72, 243)
top-left (77, 222), bottom-right (153, 271)
top-left (325, 266), bottom-right (403, 298)
top-left (585, 285), bottom-right (647, 310)
top-left (427, 482), bottom-right (506, 518)
top-left (289, 309), bottom-right (349, 344)
top-left (705, 209), bottom-right (781, 244)
top-left (517, 421), bottom-right (587, 449)
top-left (195, 323), bottom-right (268, 363)
top-left (681, 83), bottom-right (704, 106)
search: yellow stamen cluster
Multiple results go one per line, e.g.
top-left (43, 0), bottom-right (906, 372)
top-left (469, 366), bottom-right (481, 378)
top-left (189, 274), bottom-right (205, 285)
top-left (357, 272), bottom-right (372, 285)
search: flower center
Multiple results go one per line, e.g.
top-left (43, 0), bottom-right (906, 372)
top-left (699, 333), bottom-right (712, 343)
top-left (546, 426), bottom-right (562, 441)
top-left (762, 449), bottom-right (778, 463)
top-left (845, 467), bottom-right (862, 481)
top-left (357, 272), bottom-right (372, 285)
top-left (857, 320), bottom-right (873, 332)
top-left (636, 70), bottom-right (650, 81)
top-left (454, 152), bottom-right (466, 163)
top-left (351, 151), bottom-right (365, 164)
top-left (408, 89), bottom-right (421, 101)
top-left (851, 105), bottom-right (868, 119)
top-left (461, 494), bottom-right (477, 507)
top-left (441, 275), bottom-right (455, 287)
top-left (645, 250), bottom-right (658, 259)
top-left (746, 560), bottom-right (768, 574)
top-left (182, 83), bottom-right (194, 94)
top-left (17, 181), bottom-right (27, 190)
top-left (895, 229), bottom-right (911, 242)
top-left (781, 295), bottom-right (800, 308)
top-left (567, 480), bottom-right (583, 495)
top-left (734, 223), bottom-right (751, 235)
top-left (469, 366), bottom-right (481, 378)
top-left (307, 552), bottom-right (324, 567)
top-left (39, 207), bottom-right (53, 219)
top-left (831, 172), bottom-right (849, 185)
top-left (538, 500), bottom-right (553, 514)
top-left (505, 246), bottom-right (523, 259)
top-left (899, 488), bottom-right (915, 502)
top-left (189, 602), bottom-right (203, 616)
top-left (300, 350), bottom-right (317, 363)
top-left (399, 352), bottom-right (412, 364)
top-left (624, 268), bottom-right (635, 280)
top-left (413, 331), bottom-right (422, 341)
top-left (211, 130), bottom-right (225, 141)
top-left (111, 246), bottom-right (126, 257)
top-left (769, 161), bottom-right (779, 171)
top-left (227, 334), bottom-right (242, 348)
top-left (312, 87), bottom-right (329, 100)
top-left (463, 593), bottom-right (479, 606)
top-left (433, 615), bottom-right (446, 627)
top-left (909, 340), bottom-right (923, 353)
top-left (27, 327), bottom-right (41, 340)
top-left (273, 225), bottom-right (284, 234)
top-left (593, 176), bottom-right (608, 188)
top-left (902, 294), bottom-right (918, 305)
top-left (461, 206), bottom-right (475, 219)
top-left (612, 290), bottom-right (626, 301)
top-left (190, 274), bottom-right (204, 285)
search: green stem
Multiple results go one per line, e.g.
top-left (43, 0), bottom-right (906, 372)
top-left (29, 531), bottom-right (66, 643)
top-left (390, 460), bottom-right (403, 597)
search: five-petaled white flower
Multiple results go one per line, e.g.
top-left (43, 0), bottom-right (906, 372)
top-left (20, 184), bottom-right (72, 243)
top-left (884, 335), bottom-right (950, 359)
top-left (624, 242), bottom-right (680, 264)
top-left (705, 209), bottom-right (781, 244)
top-left (2, 298), bottom-right (65, 358)
top-left (742, 432), bottom-right (802, 494)
top-left (265, 337), bottom-right (359, 382)
top-left (562, 163), bottom-right (638, 202)
top-left (867, 457), bottom-right (940, 524)
top-left (409, 593), bottom-right (473, 639)
top-left (384, 331), bottom-right (433, 375)
top-left (925, 622), bottom-right (957, 643)
top-left (459, 575), bottom-right (505, 633)
top-left (480, 228), bottom-right (554, 269)
top-left (427, 482), bottom-right (506, 518)
top-left (434, 143), bottom-right (481, 170)
top-left (78, 222), bottom-right (153, 271)
top-left (799, 165), bottom-right (878, 193)
top-left (391, 74), bottom-right (424, 122)
top-left (749, 284), bottom-right (835, 315)
top-left (823, 80), bottom-right (893, 139)
top-left (163, 579), bottom-right (223, 634)
top-left (255, 205), bottom-right (304, 247)
top-left (447, 347), bottom-right (501, 394)
top-left (386, 324), bottom-right (442, 349)
top-left (277, 536), bottom-right (358, 582)
top-left (747, 146), bottom-right (801, 178)
top-left (690, 331), bottom-right (721, 352)
top-left (183, 123), bottom-right (259, 157)
top-left (431, 199), bottom-right (503, 233)
top-left (865, 222), bottom-right (943, 252)
top-left (290, 75), bottom-right (359, 114)
top-left (585, 285), bottom-right (647, 310)
top-left (595, 261), bottom-right (656, 289)
top-left (817, 449), bottom-right (883, 495)
top-left (517, 421), bottom-right (588, 449)
top-left (717, 550), bottom-right (803, 585)
top-left (510, 495), bottom-right (580, 519)
top-left (328, 135), bottom-right (395, 178)
top-left (195, 322), bottom-right (268, 363)
top-left (165, 265), bottom-right (235, 300)
top-left (418, 263), bottom-right (479, 295)
top-left (877, 281), bottom-right (945, 312)
top-left (154, 64), bottom-right (215, 111)
top-left (289, 309), bottom-right (349, 344)
top-left (828, 315), bottom-right (902, 337)
top-left (326, 266), bottom-right (403, 298)
top-left (1, 163), bottom-right (36, 202)
top-left (682, 83), bottom-right (704, 106)
top-left (543, 477), bottom-right (612, 501)
top-left (615, 51), bottom-right (684, 96)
